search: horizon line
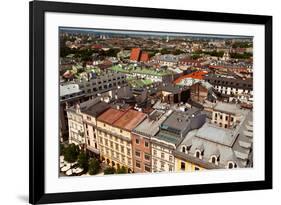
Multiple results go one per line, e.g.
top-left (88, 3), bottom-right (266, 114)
top-left (59, 27), bottom-right (253, 39)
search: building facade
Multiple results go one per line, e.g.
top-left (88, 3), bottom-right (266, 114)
top-left (211, 102), bottom-right (246, 129)
top-left (132, 110), bottom-right (172, 173)
top-left (67, 104), bottom-right (85, 147)
top-left (77, 71), bottom-right (127, 97)
top-left (174, 109), bottom-right (253, 171)
top-left (80, 99), bottom-right (110, 156)
top-left (97, 108), bottom-right (146, 172)
top-left (60, 84), bottom-right (85, 142)
top-left (203, 74), bottom-right (253, 101)
top-left (151, 108), bottom-right (206, 172)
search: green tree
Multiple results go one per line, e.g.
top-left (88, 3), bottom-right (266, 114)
top-left (116, 166), bottom-right (127, 174)
top-left (77, 152), bottom-right (89, 170)
top-left (63, 144), bottom-right (79, 163)
top-left (104, 167), bottom-right (116, 175)
top-left (60, 143), bottom-right (65, 156)
top-left (88, 158), bottom-right (100, 175)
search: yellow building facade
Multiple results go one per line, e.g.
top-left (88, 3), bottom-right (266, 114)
top-left (174, 157), bottom-right (205, 172)
top-left (96, 108), bottom-right (146, 172)
top-left (96, 120), bottom-right (133, 171)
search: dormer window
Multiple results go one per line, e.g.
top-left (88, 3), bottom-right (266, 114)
top-left (227, 161), bottom-right (237, 169)
top-left (210, 155), bottom-right (219, 165)
top-left (196, 151), bottom-right (200, 158)
top-left (182, 146), bottom-right (186, 153)
top-left (211, 156), bottom-right (216, 164)
top-left (195, 150), bottom-right (202, 159)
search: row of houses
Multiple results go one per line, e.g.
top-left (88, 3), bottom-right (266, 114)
top-left (66, 98), bottom-right (253, 173)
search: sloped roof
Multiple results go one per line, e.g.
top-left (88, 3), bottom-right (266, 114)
top-left (114, 109), bottom-right (146, 131)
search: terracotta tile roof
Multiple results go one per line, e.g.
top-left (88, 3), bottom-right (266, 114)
top-left (140, 52), bottom-right (149, 62)
top-left (97, 108), bottom-right (126, 124)
top-left (114, 109), bottom-right (146, 131)
top-left (130, 48), bottom-right (141, 61)
top-left (174, 71), bottom-right (208, 84)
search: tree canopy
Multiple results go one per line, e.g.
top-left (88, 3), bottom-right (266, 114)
top-left (77, 152), bottom-right (89, 170)
top-left (116, 166), bottom-right (127, 174)
top-left (63, 144), bottom-right (80, 163)
top-left (88, 158), bottom-right (100, 175)
top-left (104, 167), bottom-right (116, 175)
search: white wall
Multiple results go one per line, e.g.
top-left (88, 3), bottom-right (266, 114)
top-left (0, 0), bottom-right (279, 204)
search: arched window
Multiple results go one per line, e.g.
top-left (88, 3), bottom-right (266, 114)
top-left (211, 156), bottom-right (216, 164)
top-left (182, 146), bottom-right (186, 153)
top-left (195, 150), bottom-right (201, 158)
top-left (228, 161), bottom-right (234, 169)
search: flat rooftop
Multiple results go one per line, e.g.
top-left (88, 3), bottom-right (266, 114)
top-left (60, 84), bottom-right (81, 97)
top-left (214, 102), bottom-right (243, 115)
top-left (81, 101), bottom-right (110, 117)
top-left (133, 110), bottom-right (172, 137)
top-left (161, 108), bottom-right (200, 132)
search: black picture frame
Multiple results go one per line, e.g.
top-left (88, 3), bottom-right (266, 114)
top-left (29, 0), bottom-right (272, 204)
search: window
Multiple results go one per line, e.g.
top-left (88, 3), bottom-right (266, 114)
top-left (211, 156), bottom-right (216, 164)
top-left (161, 161), bottom-right (165, 169)
top-left (87, 116), bottom-right (91, 121)
top-left (115, 143), bottom-right (119, 150)
top-left (135, 138), bottom-right (140, 144)
top-left (228, 162), bottom-right (234, 169)
top-left (181, 162), bottom-right (185, 171)
top-left (169, 155), bottom-right (173, 161)
top-left (121, 146), bottom-right (124, 153)
top-left (194, 167), bottom-right (200, 171)
top-left (231, 117), bottom-right (234, 122)
top-left (136, 161), bottom-right (141, 168)
top-left (127, 148), bottom-right (131, 155)
top-left (224, 124), bottom-right (228, 128)
top-left (169, 165), bottom-right (173, 172)
top-left (195, 150), bottom-right (201, 158)
top-left (110, 141), bottom-right (113, 148)
top-left (220, 115), bottom-right (223, 120)
top-left (153, 149), bottom-right (157, 156)
top-left (154, 159), bottom-right (157, 165)
top-left (225, 116), bottom-right (228, 121)
top-left (103, 123), bottom-right (106, 127)
top-left (144, 141), bottom-right (149, 147)
top-left (161, 152), bottom-right (165, 159)
top-left (144, 165), bottom-right (151, 172)
top-left (182, 146), bottom-right (186, 153)
top-left (144, 153), bottom-right (150, 161)
top-left (135, 151), bottom-right (141, 157)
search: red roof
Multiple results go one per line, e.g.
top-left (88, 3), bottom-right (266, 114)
top-left (140, 52), bottom-right (149, 62)
top-left (114, 110), bottom-right (146, 131)
top-left (97, 108), bottom-right (126, 124)
top-left (174, 71), bottom-right (208, 84)
top-left (130, 48), bottom-right (141, 61)
top-left (97, 108), bottom-right (146, 131)
top-left (91, 44), bottom-right (102, 49)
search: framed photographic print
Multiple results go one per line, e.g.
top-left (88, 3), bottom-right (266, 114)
top-left (29, 0), bottom-right (272, 204)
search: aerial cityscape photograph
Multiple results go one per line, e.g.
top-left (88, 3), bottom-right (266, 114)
top-left (59, 27), bottom-right (253, 177)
